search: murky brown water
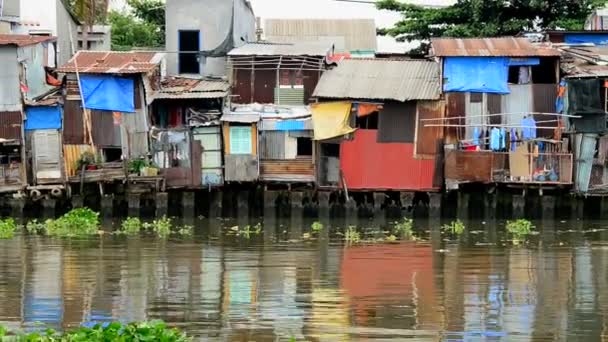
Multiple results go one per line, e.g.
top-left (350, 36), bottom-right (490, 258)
top-left (0, 217), bottom-right (608, 341)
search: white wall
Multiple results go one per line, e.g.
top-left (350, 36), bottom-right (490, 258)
top-left (16, 0), bottom-right (57, 35)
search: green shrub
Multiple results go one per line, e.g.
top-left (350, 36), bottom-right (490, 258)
top-left (0, 321), bottom-right (190, 341)
top-left (0, 218), bottom-right (17, 239)
top-left (443, 220), bottom-right (466, 235)
top-left (44, 208), bottom-right (99, 237)
top-left (120, 217), bottom-right (143, 235)
top-left (144, 217), bottom-right (172, 238)
top-left (345, 226), bottom-right (360, 243)
top-left (394, 218), bottom-right (414, 240)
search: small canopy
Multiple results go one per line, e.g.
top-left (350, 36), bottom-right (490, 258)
top-left (221, 113), bottom-right (260, 123)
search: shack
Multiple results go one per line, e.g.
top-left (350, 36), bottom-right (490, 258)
top-left (150, 76), bottom-right (229, 188)
top-left (253, 104), bottom-right (315, 185)
top-left (559, 45), bottom-right (608, 194)
top-left (430, 37), bottom-right (572, 189)
top-left (312, 59), bottom-right (443, 191)
top-left (57, 51), bottom-right (165, 191)
top-left (0, 34), bottom-right (59, 195)
top-left (227, 42), bottom-right (331, 105)
top-left (221, 109), bottom-right (259, 183)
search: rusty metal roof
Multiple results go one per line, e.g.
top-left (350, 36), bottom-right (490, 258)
top-left (560, 45), bottom-right (608, 78)
top-left (152, 77), bottom-right (230, 101)
top-left (431, 37), bottom-right (560, 57)
top-left (0, 34), bottom-right (56, 47)
top-left (57, 51), bottom-right (165, 74)
top-left (313, 59), bottom-right (441, 101)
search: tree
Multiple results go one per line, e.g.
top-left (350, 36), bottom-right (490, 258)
top-left (109, 11), bottom-right (163, 50)
top-left (376, 0), bottom-right (608, 54)
top-left (66, 0), bottom-right (109, 50)
top-left (127, 0), bottom-right (165, 40)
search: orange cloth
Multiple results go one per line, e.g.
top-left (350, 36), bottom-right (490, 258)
top-left (113, 112), bottom-right (122, 126)
top-left (46, 73), bottom-right (62, 86)
top-left (357, 103), bottom-right (382, 117)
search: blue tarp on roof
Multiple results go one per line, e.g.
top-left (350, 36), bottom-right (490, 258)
top-left (565, 33), bottom-right (608, 45)
top-left (444, 57), bottom-right (510, 94)
top-left (80, 75), bottom-right (135, 113)
top-left (25, 106), bottom-right (62, 130)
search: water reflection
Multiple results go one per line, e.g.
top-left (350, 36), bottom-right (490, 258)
top-left (0, 219), bottom-right (607, 340)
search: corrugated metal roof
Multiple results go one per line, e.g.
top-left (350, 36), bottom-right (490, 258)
top-left (560, 45), bottom-right (608, 77)
top-left (152, 77), bottom-right (230, 101)
top-left (57, 51), bottom-right (165, 74)
top-left (264, 18), bottom-right (377, 52)
top-left (431, 37), bottom-right (560, 57)
top-left (221, 113), bottom-right (260, 123)
top-left (228, 42), bottom-right (331, 57)
top-left (0, 34), bottom-right (56, 47)
top-left (313, 59), bottom-right (441, 101)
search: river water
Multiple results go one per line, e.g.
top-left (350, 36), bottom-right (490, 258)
top-left (0, 217), bottom-right (607, 341)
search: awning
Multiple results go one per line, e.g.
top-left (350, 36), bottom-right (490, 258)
top-left (311, 102), bottom-right (356, 141)
top-left (221, 113), bottom-right (260, 123)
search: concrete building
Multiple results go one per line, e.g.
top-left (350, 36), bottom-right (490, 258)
top-left (165, 0), bottom-right (256, 77)
top-left (77, 25), bottom-right (112, 51)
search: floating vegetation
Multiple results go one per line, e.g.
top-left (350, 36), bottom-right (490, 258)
top-left (0, 321), bottom-right (190, 341)
top-left (506, 219), bottom-right (535, 244)
top-left (239, 223), bottom-right (262, 239)
top-left (386, 234), bottom-right (398, 242)
top-left (44, 208), bottom-right (100, 237)
top-left (120, 217), bottom-right (143, 235)
top-left (177, 225), bottom-right (194, 236)
top-left (144, 217), bottom-right (172, 238)
top-left (0, 218), bottom-right (17, 239)
top-left (26, 219), bottom-right (45, 234)
top-left (311, 221), bottom-right (324, 233)
top-left (393, 218), bottom-right (415, 240)
top-left (443, 220), bottom-right (466, 235)
top-left (345, 226), bottom-right (360, 243)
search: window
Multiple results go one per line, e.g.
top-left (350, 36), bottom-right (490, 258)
top-left (355, 112), bottom-right (379, 129)
top-left (229, 126), bottom-right (252, 154)
top-left (279, 70), bottom-right (304, 88)
top-left (297, 137), bottom-right (313, 156)
top-left (178, 30), bottom-right (200, 74)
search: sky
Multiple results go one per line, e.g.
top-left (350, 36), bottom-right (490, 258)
top-left (109, 0), bottom-right (456, 53)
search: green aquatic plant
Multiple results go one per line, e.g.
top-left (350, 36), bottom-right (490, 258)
top-left (345, 226), bottom-right (360, 243)
top-left (0, 321), bottom-right (190, 341)
top-left (120, 217), bottom-right (143, 235)
top-left (386, 234), bottom-right (398, 242)
top-left (394, 218), bottom-right (414, 240)
top-left (311, 221), bottom-right (324, 232)
top-left (443, 220), bottom-right (466, 235)
top-left (44, 208), bottom-right (100, 237)
top-left (26, 219), bottom-right (45, 234)
top-left (238, 223), bottom-right (262, 239)
top-left (144, 217), bottom-right (172, 238)
top-left (506, 219), bottom-right (535, 243)
top-left (0, 218), bottom-right (17, 239)
top-left (177, 225), bottom-right (194, 236)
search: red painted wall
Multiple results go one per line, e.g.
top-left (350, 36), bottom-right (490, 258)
top-left (340, 129), bottom-right (437, 191)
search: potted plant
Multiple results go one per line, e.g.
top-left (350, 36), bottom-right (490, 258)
top-left (76, 151), bottom-right (98, 171)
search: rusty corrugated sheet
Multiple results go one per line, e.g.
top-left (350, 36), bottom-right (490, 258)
top-left (416, 100), bottom-right (445, 158)
top-left (487, 94), bottom-right (502, 125)
top-left (431, 37), bottom-right (560, 57)
top-left (533, 83), bottom-right (558, 138)
top-left (63, 144), bottom-right (92, 177)
top-left (313, 59), bottom-right (441, 101)
top-left (233, 68), bottom-right (252, 104)
top-left (152, 77), bottom-right (230, 101)
top-left (340, 129), bottom-right (437, 191)
top-left (254, 69), bottom-right (276, 104)
top-left (91, 110), bottom-right (120, 147)
top-left (0, 111), bottom-right (22, 140)
top-left (0, 34), bottom-right (56, 47)
top-left (260, 159), bottom-right (315, 182)
top-left (444, 150), bottom-right (493, 183)
top-left (57, 51), bottom-right (164, 74)
top-left (445, 93), bottom-right (465, 144)
top-left (63, 100), bottom-right (84, 144)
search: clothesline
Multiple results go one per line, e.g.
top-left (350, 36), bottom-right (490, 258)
top-left (420, 112), bottom-right (581, 122)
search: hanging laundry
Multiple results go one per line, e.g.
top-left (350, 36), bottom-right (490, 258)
top-left (500, 128), bottom-right (507, 150)
top-left (556, 80), bottom-right (566, 114)
top-left (490, 127), bottom-right (501, 151)
top-left (518, 66), bottom-right (531, 84)
top-left (473, 127), bottom-right (480, 146)
top-left (510, 128), bottom-right (517, 151)
top-left (522, 116), bottom-right (537, 140)
top-left (357, 103), bottom-right (382, 117)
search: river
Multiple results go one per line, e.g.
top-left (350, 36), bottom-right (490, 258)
top-left (0, 217), bottom-right (606, 341)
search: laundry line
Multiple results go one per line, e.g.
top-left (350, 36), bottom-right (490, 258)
top-left (420, 112), bottom-right (581, 122)
top-left (424, 123), bottom-right (566, 129)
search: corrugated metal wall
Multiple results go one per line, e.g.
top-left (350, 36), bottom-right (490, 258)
top-left (0, 47), bottom-right (21, 112)
top-left (378, 101), bottom-right (416, 143)
top-left (63, 100), bottom-right (85, 144)
top-left (274, 88), bottom-right (304, 105)
top-left (340, 129), bottom-right (437, 191)
top-left (0, 111), bottom-right (22, 140)
top-left (502, 85), bottom-right (534, 126)
top-left (20, 44), bottom-right (54, 101)
top-left (445, 150), bottom-right (493, 183)
top-left (233, 68), bottom-right (252, 104)
top-left (533, 83), bottom-right (558, 138)
top-left (63, 144), bottom-right (92, 177)
top-left (416, 100), bottom-right (445, 158)
top-left (445, 93), bottom-right (465, 144)
top-left (254, 68), bottom-right (276, 104)
top-left (261, 131), bottom-right (286, 159)
top-left (91, 110), bottom-right (121, 147)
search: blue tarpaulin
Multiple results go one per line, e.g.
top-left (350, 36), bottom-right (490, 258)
top-left (25, 106), bottom-right (62, 130)
top-left (275, 120), bottom-right (306, 131)
top-left (80, 75), bottom-right (135, 113)
top-left (444, 57), bottom-right (510, 94)
top-left (565, 34), bottom-right (608, 45)
top-left (508, 57), bottom-right (540, 66)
